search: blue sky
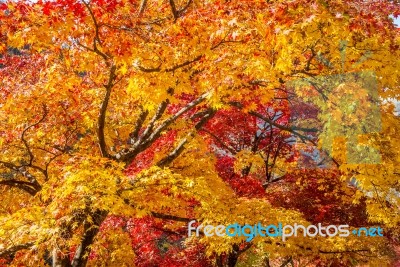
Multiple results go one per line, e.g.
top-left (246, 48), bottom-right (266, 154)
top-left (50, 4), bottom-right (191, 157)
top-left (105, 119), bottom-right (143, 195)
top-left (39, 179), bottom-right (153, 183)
top-left (393, 16), bottom-right (400, 27)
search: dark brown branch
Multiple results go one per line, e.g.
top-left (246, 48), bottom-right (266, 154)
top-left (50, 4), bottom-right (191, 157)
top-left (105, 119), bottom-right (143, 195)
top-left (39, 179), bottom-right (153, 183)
top-left (249, 111), bottom-right (316, 145)
top-left (290, 126), bottom-right (318, 132)
top-left (117, 92), bottom-right (210, 163)
top-left (279, 257), bottom-right (293, 267)
top-left (137, 0), bottom-right (191, 25)
top-left (201, 128), bottom-right (237, 155)
top-left (137, 0), bottom-right (147, 17)
top-left (149, 93), bottom-right (209, 136)
top-left (229, 101), bottom-right (317, 146)
top-left (21, 104), bottom-right (48, 166)
top-left (0, 160), bottom-right (19, 171)
top-left (137, 64), bottom-right (161, 73)
top-left (270, 140), bottom-right (283, 176)
top-left (227, 244), bottom-right (240, 267)
top-left (82, 0), bottom-right (100, 43)
top-left (37, 126), bottom-right (77, 181)
top-left (165, 55), bottom-right (202, 72)
top-left (81, 1), bottom-right (110, 61)
top-left (169, 0), bottom-right (178, 20)
top-left (157, 109), bottom-right (215, 167)
top-left (71, 210), bottom-right (108, 267)
top-left (177, 0), bottom-right (193, 16)
top-left (140, 100), bottom-right (169, 141)
top-left (264, 257), bottom-right (271, 267)
top-left (138, 55), bottom-right (202, 73)
top-left (0, 160), bottom-right (41, 194)
top-left (318, 249), bottom-right (370, 254)
top-left (238, 243), bottom-right (252, 256)
top-left (76, 41), bottom-right (95, 53)
top-left (129, 109), bottom-right (149, 144)
top-left (151, 212), bottom-right (193, 222)
top-left (0, 104), bottom-right (48, 193)
top-left (98, 65), bottom-right (117, 158)
top-left (0, 242), bottom-right (34, 258)
top-left (230, 101), bottom-right (341, 168)
top-left (0, 180), bottom-right (38, 195)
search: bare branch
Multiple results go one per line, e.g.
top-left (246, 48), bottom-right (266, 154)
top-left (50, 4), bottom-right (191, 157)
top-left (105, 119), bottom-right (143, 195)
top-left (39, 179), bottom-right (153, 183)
top-left (76, 40), bottom-right (95, 53)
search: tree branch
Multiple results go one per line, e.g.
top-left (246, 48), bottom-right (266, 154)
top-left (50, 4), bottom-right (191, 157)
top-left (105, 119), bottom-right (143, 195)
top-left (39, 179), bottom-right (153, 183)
top-left (201, 128), bottom-right (237, 155)
top-left (137, 0), bottom-right (147, 17)
top-left (151, 212), bottom-right (193, 222)
top-left (137, 55), bottom-right (202, 73)
top-left (71, 210), bottom-right (108, 267)
top-left (318, 249), bottom-right (370, 254)
top-left (0, 242), bottom-right (34, 258)
top-left (157, 109), bottom-right (215, 167)
top-left (117, 92), bottom-right (210, 164)
top-left (177, 0), bottom-right (193, 16)
top-left (165, 55), bottom-right (202, 72)
top-left (0, 179), bottom-right (38, 195)
top-left (98, 65), bottom-right (117, 158)
top-left (140, 100), bottom-right (169, 141)
top-left (81, 0), bottom-right (110, 61)
top-left (279, 256), bottom-right (293, 267)
top-left (21, 104), bottom-right (48, 166)
top-left (0, 158), bottom-right (43, 195)
top-left (169, 0), bottom-right (178, 20)
top-left (128, 109), bottom-right (149, 144)
top-left (229, 101), bottom-right (317, 145)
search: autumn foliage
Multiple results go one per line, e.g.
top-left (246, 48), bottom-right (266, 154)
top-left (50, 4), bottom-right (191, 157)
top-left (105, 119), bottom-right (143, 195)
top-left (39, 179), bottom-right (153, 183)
top-left (0, 0), bottom-right (400, 266)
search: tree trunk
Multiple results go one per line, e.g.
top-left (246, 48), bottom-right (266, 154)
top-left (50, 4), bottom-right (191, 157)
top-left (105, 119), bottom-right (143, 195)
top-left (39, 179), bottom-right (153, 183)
top-left (216, 254), bottom-right (223, 267)
top-left (71, 210), bottom-right (108, 267)
top-left (52, 248), bottom-right (72, 267)
top-left (227, 244), bottom-right (240, 267)
top-left (264, 256), bottom-right (271, 267)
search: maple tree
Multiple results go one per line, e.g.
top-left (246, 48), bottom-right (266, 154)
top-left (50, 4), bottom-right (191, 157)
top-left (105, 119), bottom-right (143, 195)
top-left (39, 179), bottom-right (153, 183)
top-left (0, 0), bottom-right (399, 266)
